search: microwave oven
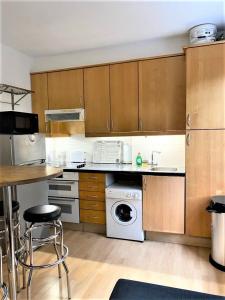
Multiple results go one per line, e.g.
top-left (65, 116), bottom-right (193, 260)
top-left (0, 111), bottom-right (39, 134)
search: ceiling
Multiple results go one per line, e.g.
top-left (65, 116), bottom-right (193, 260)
top-left (1, 1), bottom-right (225, 57)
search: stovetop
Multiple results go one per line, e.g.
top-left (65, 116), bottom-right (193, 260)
top-left (63, 162), bottom-right (86, 170)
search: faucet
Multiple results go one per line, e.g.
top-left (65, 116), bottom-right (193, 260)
top-left (150, 151), bottom-right (161, 165)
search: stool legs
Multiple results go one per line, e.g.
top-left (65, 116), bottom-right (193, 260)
top-left (0, 247), bottom-right (8, 300)
top-left (20, 220), bottom-right (71, 299)
top-left (22, 222), bottom-right (29, 289)
top-left (53, 221), bottom-right (61, 279)
top-left (59, 220), bottom-right (71, 299)
top-left (27, 224), bottom-right (34, 300)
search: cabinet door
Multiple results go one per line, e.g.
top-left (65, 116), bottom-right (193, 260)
top-left (48, 69), bottom-right (83, 109)
top-left (110, 62), bottom-right (139, 132)
top-left (84, 66), bottom-right (110, 134)
top-left (186, 43), bottom-right (225, 129)
top-left (31, 73), bottom-right (49, 133)
top-left (186, 130), bottom-right (225, 237)
top-left (143, 175), bottom-right (185, 234)
top-left (139, 55), bottom-right (186, 132)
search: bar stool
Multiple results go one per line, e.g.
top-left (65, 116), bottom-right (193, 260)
top-left (0, 200), bottom-right (22, 293)
top-left (0, 247), bottom-right (8, 300)
top-left (18, 205), bottom-right (71, 299)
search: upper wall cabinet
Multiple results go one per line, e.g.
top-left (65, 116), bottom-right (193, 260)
top-left (31, 73), bottom-right (49, 133)
top-left (48, 69), bottom-right (84, 109)
top-left (84, 66), bottom-right (110, 135)
top-left (110, 62), bottom-right (139, 132)
top-left (186, 43), bottom-right (225, 129)
top-left (139, 55), bottom-right (186, 132)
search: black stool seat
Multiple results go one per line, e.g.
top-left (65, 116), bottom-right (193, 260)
top-left (23, 205), bottom-right (61, 223)
top-left (0, 201), bottom-right (20, 216)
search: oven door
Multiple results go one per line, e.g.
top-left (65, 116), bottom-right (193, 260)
top-left (48, 180), bottom-right (78, 198)
top-left (48, 196), bottom-right (79, 223)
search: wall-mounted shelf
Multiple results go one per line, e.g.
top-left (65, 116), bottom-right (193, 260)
top-left (0, 83), bottom-right (33, 110)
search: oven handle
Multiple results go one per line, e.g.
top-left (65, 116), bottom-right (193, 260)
top-left (48, 196), bottom-right (77, 202)
top-left (48, 180), bottom-right (77, 184)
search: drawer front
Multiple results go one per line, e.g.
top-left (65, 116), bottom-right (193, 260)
top-left (80, 209), bottom-right (105, 224)
top-left (80, 200), bottom-right (105, 211)
top-left (79, 190), bottom-right (105, 201)
top-left (79, 181), bottom-right (105, 192)
top-left (79, 172), bottom-right (105, 183)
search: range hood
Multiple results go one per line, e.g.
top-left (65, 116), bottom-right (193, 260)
top-left (45, 109), bottom-right (85, 122)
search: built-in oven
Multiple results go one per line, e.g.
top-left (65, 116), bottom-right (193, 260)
top-left (48, 171), bottom-right (79, 223)
top-left (48, 197), bottom-right (79, 223)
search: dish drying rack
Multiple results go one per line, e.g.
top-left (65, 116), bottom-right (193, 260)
top-left (0, 83), bottom-right (33, 110)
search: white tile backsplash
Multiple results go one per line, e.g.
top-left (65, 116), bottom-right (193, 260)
top-left (46, 134), bottom-right (185, 168)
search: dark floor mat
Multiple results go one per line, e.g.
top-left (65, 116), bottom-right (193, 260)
top-left (109, 279), bottom-right (225, 300)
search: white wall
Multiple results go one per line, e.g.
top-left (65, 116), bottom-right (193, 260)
top-left (46, 134), bottom-right (185, 168)
top-left (31, 35), bottom-right (188, 72)
top-left (0, 42), bottom-right (33, 112)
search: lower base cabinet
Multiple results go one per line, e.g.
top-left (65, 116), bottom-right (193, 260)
top-left (80, 209), bottom-right (106, 224)
top-left (186, 130), bottom-right (225, 237)
top-left (143, 175), bottom-right (185, 234)
top-left (79, 172), bottom-right (106, 225)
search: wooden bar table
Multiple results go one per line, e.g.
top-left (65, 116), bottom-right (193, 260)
top-left (0, 166), bottom-right (62, 300)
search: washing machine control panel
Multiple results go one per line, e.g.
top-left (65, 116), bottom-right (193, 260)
top-left (106, 185), bottom-right (142, 200)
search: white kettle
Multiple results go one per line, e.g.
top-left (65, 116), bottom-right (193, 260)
top-left (122, 143), bottom-right (132, 164)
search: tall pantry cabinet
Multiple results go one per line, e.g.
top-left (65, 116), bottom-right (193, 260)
top-left (185, 42), bottom-right (225, 237)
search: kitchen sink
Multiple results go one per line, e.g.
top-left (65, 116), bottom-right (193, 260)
top-left (150, 167), bottom-right (177, 172)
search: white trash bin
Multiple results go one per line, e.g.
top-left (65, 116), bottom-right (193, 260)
top-left (207, 196), bottom-right (225, 272)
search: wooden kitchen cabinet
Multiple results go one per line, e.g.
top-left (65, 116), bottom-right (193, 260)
top-left (186, 129), bottom-right (225, 237)
top-left (84, 66), bottom-right (110, 135)
top-left (186, 42), bottom-right (225, 129)
top-left (80, 210), bottom-right (106, 225)
top-left (139, 55), bottom-right (186, 132)
top-left (31, 73), bottom-right (49, 133)
top-left (79, 172), bottom-right (105, 183)
top-left (49, 121), bottom-right (85, 137)
top-left (79, 172), bottom-right (106, 224)
top-left (143, 175), bottom-right (185, 234)
top-left (48, 69), bottom-right (84, 109)
top-left (110, 62), bottom-right (139, 132)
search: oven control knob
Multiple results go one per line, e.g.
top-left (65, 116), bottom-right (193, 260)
top-left (126, 193), bottom-right (131, 198)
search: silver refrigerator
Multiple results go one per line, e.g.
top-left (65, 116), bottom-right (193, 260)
top-left (0, 134), bottom-right (48, 233)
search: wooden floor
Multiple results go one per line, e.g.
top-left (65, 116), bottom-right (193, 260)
top-left (10, 230), bottom-right (225, 299)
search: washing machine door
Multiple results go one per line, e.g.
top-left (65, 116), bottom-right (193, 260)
top-left (111, 201), bottom-right (137, 226)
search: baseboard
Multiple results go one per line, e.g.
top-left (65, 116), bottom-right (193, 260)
top-left (62, 222), bottom-right (106, 234)
top-left (62, 223), bottom-right (210, 247)
top-left (145, 231), bottom-right (211, 248)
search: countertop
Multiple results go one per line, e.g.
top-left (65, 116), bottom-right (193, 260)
top-left (63, 163), bottom-right (185, 176)
top-left (0, 166), bottom-right (62, 187)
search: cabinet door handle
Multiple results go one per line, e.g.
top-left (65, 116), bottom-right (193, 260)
top-left (139, 119), bottom-right (143, 131)
top-left (143, 177), bottom-right (146, 191)
top-left (111, 120), bottom-right (114, 130)
top-left (107, 120), bottom-right (110, 131)
top-left (186, 114), bottom-right (191, 127)
top-left (45, 122), bottom-right (50, 134)
top-left (80, 96), bottom-right (83, 106)
top-left (186, 133), bottom-right (190, 146)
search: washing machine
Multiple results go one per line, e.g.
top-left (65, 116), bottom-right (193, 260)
top-left (106, 183), bottom-right (144, 242)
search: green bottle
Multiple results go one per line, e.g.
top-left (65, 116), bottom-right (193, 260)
top-left (136, 152), bottom-right (142, 166)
